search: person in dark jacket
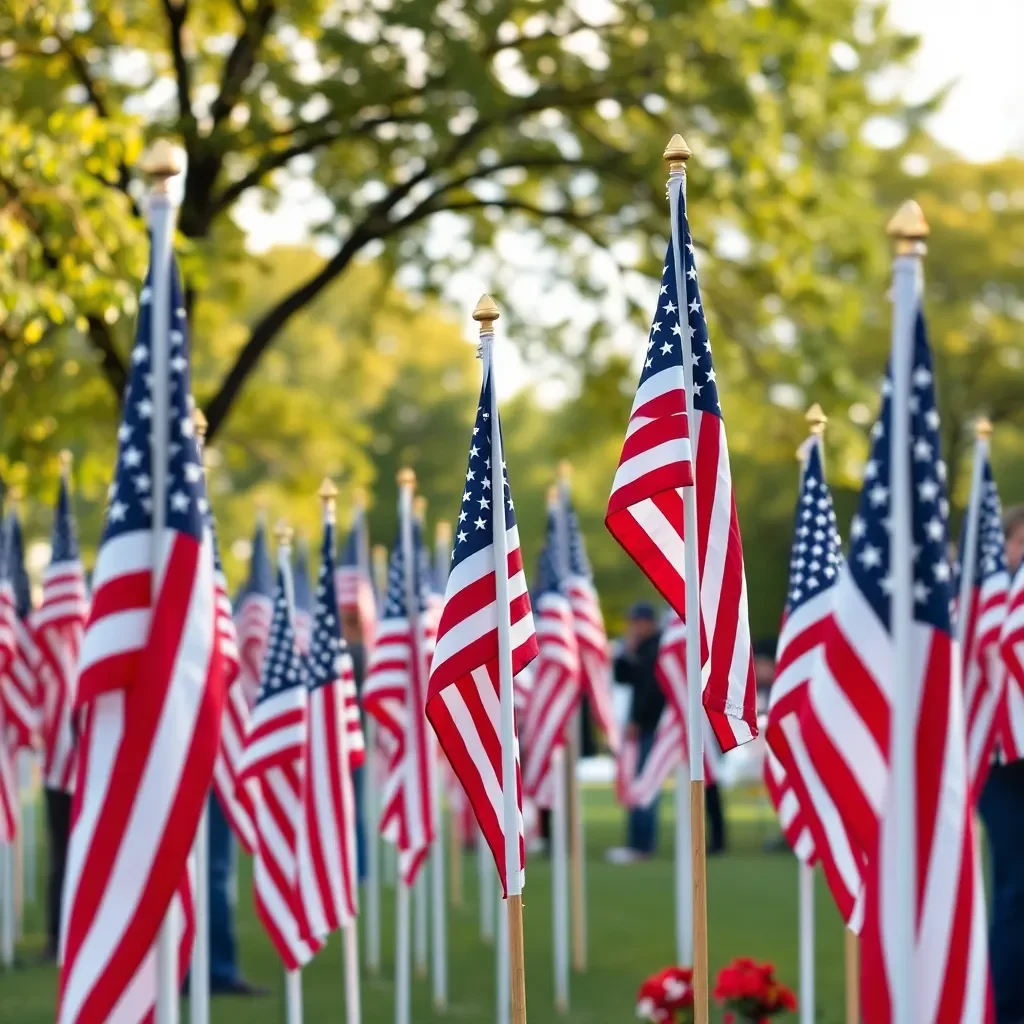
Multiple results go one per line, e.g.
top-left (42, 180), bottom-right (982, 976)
top-left (606, 602), bottom-right (665, 862)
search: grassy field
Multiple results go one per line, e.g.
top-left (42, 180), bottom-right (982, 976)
top-left (3, 787), bottom-right (850, 1022)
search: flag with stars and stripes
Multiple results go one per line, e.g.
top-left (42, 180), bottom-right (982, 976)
top-left (425, 367), bottom-right (538, 895)
top-left (35, 474), bottom-right (89, 794)
top-left (297, 513), bottom-right (360, 941)
top-left (561, 494), bottom-right (618, 753)
top-left (763, 436), bottom-right (862, 927)
top-left (605, 201), bottom-right (757, 752)
top-left (362, 518), bottom-right (436, 885)
top-left (956, 456), bottom-right (1010, 800)
top-left (0, 511), bottom-right (42, 752)
top-left (293, 541), bottom-right (314, 655)
top-left (337, 507), bottom-right (378, 651)
top-left (522, 511), bottom-right (581, 804)
top-left (236, 519), bottom-right (275, 705)
top-left (998, 563), bottom-right (1024, 761)
top-left (58, 252), bottom-right (230, 1024)
top-left (799, 312), bottom-right (990, 1022)
top-left (239, 556), bottom-right (323, 969)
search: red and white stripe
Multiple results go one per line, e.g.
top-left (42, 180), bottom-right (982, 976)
top-left (212, 679), bottom-right (259, 853)
top-left (997, 565), bottom-right (1024, 761)
top-left (337, 565), bottom-right (378, 652)
top-left (363, 614), bottom-right (436, 884)
top-left (426, 526), bottom-right (537, 895)
top-left (521, 590), bottom-right (580, 804)
top-left (0, 712), bottom-right (17, 842)
top-left (237, 592), bottom-right (273, 707)
top-left (35, 559), bottom-right (88, 793)
top-left (0, 589), bottom-right (42, 752)
top-left (58, 529), bottom-right (228, 1024)
top-left (565, 575), bottom-right (619, 753)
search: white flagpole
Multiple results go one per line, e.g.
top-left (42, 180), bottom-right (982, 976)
top-left (414, 870), bottom-right (428, 977)
top-left (886, 200), bottom-right (929, 1024)
top-left (143, 138), bottom-right (183, 1024)
top-left (674, 768), bottom-right (693, 966)
top-left (343, 923), bottom-right (361, 1024)
top-left (0, 842), bottom-right (13, 969)
top-left (362, 526), bottom-right (383, 974)
top-left (956, 427), bottom-right (987, 653)
top-left (477, 295), bottom-right (528, 1024)
top-left (19, 753), bottom-right (35, 910)
top-left (496, 881), bottom-right (510, 1024)
top-left (799, 863), bottom-right (815, 1024)
top-left (551, 746), bottom-right (570, 1013)
top-left (285, 969), bottom-right (303, 1024)
top-left (478, 825), bottom-right (494, 941)
top-left (372, 550), bottom-right (397, 892)
top-left (396, 880), bottom-right (412, 1024)
top-left (666, 134), bottom-right (709, 1018)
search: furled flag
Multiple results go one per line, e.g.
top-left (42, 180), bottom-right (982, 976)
top-left (238, 550), bottom-right (323, 969)
top-left (35, 471), bottom-right (89, 795)
top-left (337, 503), bottom-right (378, 651)
top-left (236, 518), bottom-right (275, 706)
top-left (800, 313), bottom-right (990, 1022)
top-left (561, 494), bottom-right (618, 753)
top-left (362, 518), bottom-right (436, 884)
top-left (0, 519), bottom-right (21, 843)
top-left (293, 540), bottom-right (314, 655)
top-left (58, 252), bottom-right (229, 1024)
top-left (605, 200), bottom-right (757, 750)
top-left (425, 366), bottom-right (539, 895)
top-left (763, 435), bottom-right (862, 925)
top-left (955, 457), bottom-right (1010, 799)
top-left (997, 561), bottom-right (1024, 760)
top-left (522, 511), bottom-right (581, 803)
top-left (297, 501), bottom-right (360, 940)
top-left (624, 614), bottom-right (721, 811)
top-left (0, 511), bottom-right (42, 750)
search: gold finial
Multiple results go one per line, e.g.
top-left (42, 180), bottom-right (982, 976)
top-left (275, 519), bottom-right (293, 545)
top-left (193, 407), bottom-right (208, 442)
top-left (414, 495), bottom-right (428, 520)
top-left (397, 467), bottom-right (416, 489)
top-left (139, 139), bottom-right (182, 193)
top-left (805, 403), bottom-right (828, 435)
top-left (436, 520), bottom-right (452, 545)
top-left (7, 484), bottom-right (23, 505)
top-left (886, 200), bottom-right (929, 255)
top-left (546, 483), bottom-right (559, 505)
top-left (557, 459), bottom-right (572, 483)
top-left (372, 543), bottom-right (387, 563)
top-left (472, 294), bottom-right (500, 333)
top-left (59, 449), bottom-right (73, 477)
top-left (975, 417), bottom-right (993, 440)
top-left (319, 477), bottom-right (338, 515)
top-left (663, 133), bottom-right (692, 167)
top-left (352, 486), bottom-right (367, 509)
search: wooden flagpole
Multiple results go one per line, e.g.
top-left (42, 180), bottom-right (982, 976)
top-left (665, 132), bottom-right (710, 1023)
top-left (844, 929), bottom-right (859, 1024)
top-left (475, 294), bottom-right (528, 1024)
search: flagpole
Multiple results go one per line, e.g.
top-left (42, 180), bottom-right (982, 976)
top-left (476, 294), bottom-right (528, 1024)
top-left (798, 863), bottom-right (815, 1024)
top-left (142, 138), bottom-right (183, 1024)
top-left (496, 881), bottom-right (510, 1024)
top-left (956, 421), bottom-right (990, 654)
top-left (412, 495), bottom-right (431, 988)
top-left (478, 824), bottom-right (494, 941)
top-left (19, 752), bottom-right (36, 911)
top-left (844, 928), bottom-right (860, 1024)
top-left (0, 840), bottom-right (13, 970)
top-left (191, 410), bottom-right (213, 1024)
top-left (886, 199), bottom-right (930, 1024)
top-left (371, 543), bottom-right (398, 890)
top-left (551, 745), bottom-right (570, 1013)
top-left (665, 132), bottom-right (710, 1020)
top-left (554, 464), bottom-right (587, 975)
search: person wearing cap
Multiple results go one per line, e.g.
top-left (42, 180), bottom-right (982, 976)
top-left (606, 601), bottom-right (665, 863)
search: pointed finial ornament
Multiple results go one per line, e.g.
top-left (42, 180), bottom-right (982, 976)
top-left (436, 520), bottom-right (452, 545)
top-left (275, 519), bottom-right (294, 546)
top-left (140, 139), bottom-right (182, 194)
top-left (473, 294), bottom-right (500, 335)
top-left (414, 495), bottom-right (428, 521)
top-left (193, 407), bottom-right (208, 442)
top-left (557, 459), bottom-right (572, 483)
top-left (319, 477), bottom-right (338, 518)
top-left (59, 450), bottom-right (73, 478)
top-left (975, 417), bottom-right (993, 440)
top-left (352, 486), bottom-right (367, 510)
top-left (805, 403), bottom-right (828, 435)
top-left (397, 467), bottom-right (416, 489)
top-left (547, 483), bottom-right (559, 505)
top-left (663, 133), bottom-right (692, 167)
top-left (887, 200), bottom-right (929, 256)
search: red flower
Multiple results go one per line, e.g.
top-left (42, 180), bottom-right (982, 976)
top-left (713, 958), bottom-right (797, 1019)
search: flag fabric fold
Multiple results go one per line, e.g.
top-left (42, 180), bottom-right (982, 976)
top-left (425, 366), bottom-right (538, 896)
top-left (337, 508), bottom-right (378, 652)
top-left (998, 563), bottom-right (1024, 761)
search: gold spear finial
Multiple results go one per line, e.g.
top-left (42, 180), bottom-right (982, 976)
top-left (436, 520), bottom-right (452, 545)
top-left (663, 133), bottom-right (692, 168)
top-left (193, 407), bottom-right (208, 443)
top-left (473, 294), bottom-right (500, 333)
top-left (372, 543), bottom-right (387, 564)
top-left (320, 477), bottom-right (338, 517)
top-left (59, 449), bottom-right (73, 478)
top-left (886, 200), bottom-right (929, 256)
top-left (7, 484), bottom-right (23, 506)
top-left (397, 467), bottom-right (416, 489)
top-left (139, 139), bottom-right (182, 194)
top-left (557, 459), bottom-right (572, 483)
top-left (546, 483), bottom-right (559, 505)
top-left (414, 495), bottom-right (428, 521)
top-left (806, 403), bottom-right (828, 435)
top-left (352, 486), bottom-right (367, 509)
top-left (275, 519), bottom-right (293, 546)
top-left (975, 417), bottom-right (993, 440)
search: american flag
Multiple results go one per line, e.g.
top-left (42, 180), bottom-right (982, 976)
top-left (35, 473), bottom-right (89, 794)
top-left (0, 702), bottom-right (16, 843)
top-left (763, 435), bottom-right (862, 925)
top-left (522, 510), bottom-right (581, 803)
top-left (293, 540), bottom-right (314, 655)
top-left (0, 512), bottom-right (42, 751)
top-left (297, 509), bottom-right (360, 940)
top-left (800, 311), bottom-right (990, 1022)
top-left (58, 252), bottom-right (230, 1024)
top-left (337, 504), bottom-right (378, 651)
top-left (955, 455), bottom-right (1010, 799)
top-left (425, 364), bottom-right (538, 895)
top-left (236, 519), bottom-right (275, 705)
top-left (624, 615), bottom-right (721, 810)
top-left (605, 197), bottom-right (757, 751)
top-left (997, 563), bottom-right (1024, 760)
top-left (560, 493), bottom-right (618, 752)
top-left (362, 517), bottom-right (435, 884)
top-left (239, 552), bottom-right (323, 969)
top-left (0, 513), bottom-right (25, 843)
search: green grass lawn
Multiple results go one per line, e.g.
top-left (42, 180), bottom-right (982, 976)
top-left (2, 787), bottom-right (849, 1022)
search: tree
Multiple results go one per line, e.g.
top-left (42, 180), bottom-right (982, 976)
top-left (2, 0), bottom-right (920, 439)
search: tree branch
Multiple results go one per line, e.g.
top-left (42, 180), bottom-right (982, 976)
top-left (209, 0), bottom-right (276, 131)
top-left (161, 0), bottom-right (195, 133)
